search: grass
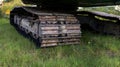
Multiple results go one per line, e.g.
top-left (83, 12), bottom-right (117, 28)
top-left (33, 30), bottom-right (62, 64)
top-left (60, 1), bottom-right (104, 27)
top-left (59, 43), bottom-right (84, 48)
top-left (0, 18), bottom-right (120, 67)
top-left (0, 0), bottom-right (120, 67)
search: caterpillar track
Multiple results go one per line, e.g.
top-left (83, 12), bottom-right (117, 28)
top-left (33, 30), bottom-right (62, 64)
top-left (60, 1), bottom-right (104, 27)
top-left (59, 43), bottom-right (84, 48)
top-left (10, 7), bottom-right (81, 47)
top-left (10, 0), bottom-right (120, 48)
top-left (77, 11), bottom-right (120, 36)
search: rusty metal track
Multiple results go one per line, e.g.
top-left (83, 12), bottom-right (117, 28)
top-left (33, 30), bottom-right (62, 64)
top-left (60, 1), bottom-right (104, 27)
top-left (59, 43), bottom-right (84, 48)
top-left (10, 7), bottom-right (81, 47)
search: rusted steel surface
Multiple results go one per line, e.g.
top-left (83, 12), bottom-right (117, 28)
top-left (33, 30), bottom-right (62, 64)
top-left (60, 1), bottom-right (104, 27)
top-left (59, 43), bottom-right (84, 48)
top-left (10, 7), bottom-right (81, 47)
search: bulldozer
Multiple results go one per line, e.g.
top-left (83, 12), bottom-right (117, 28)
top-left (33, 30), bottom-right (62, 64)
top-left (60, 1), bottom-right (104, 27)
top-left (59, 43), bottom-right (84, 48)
top-left (10, 0), bottom-right (120, 47)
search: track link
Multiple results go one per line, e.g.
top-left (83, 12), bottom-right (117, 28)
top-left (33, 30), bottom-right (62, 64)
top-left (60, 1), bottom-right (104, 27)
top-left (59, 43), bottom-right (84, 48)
top-left (10, 7), bottom-right (81, 47)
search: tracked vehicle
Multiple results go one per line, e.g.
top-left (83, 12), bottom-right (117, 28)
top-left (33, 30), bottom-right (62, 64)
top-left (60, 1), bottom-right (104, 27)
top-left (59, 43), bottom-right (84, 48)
top-left (10, 0), bottom-right (120, 47)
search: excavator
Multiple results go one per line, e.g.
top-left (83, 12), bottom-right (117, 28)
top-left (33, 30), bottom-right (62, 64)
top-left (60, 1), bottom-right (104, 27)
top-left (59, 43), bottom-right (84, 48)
top-left (10, 0), bottom-right (120, 47)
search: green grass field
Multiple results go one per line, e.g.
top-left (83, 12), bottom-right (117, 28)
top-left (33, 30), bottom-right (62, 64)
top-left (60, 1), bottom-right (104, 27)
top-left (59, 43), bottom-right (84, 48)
top-left (0, 0), bottom-right (120, 66)
top-left (0, 18), bottom-right (120, 67)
